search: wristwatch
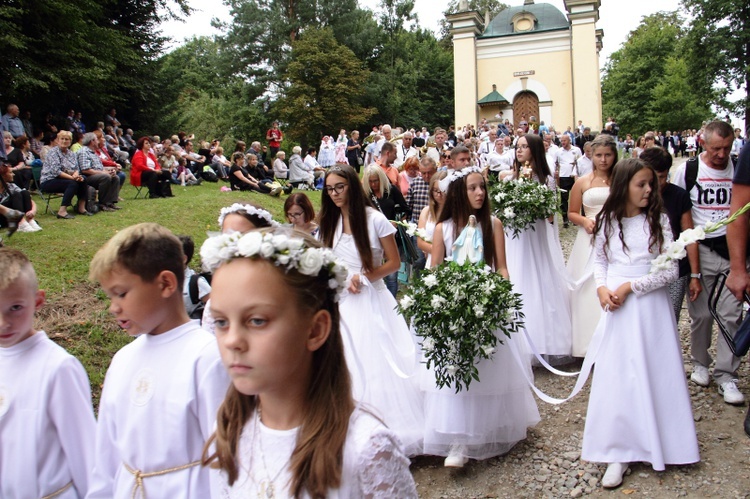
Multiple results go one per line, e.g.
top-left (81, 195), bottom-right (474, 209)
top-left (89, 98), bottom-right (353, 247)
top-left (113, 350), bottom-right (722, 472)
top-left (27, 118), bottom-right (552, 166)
top-left (690, 273), bottom-right (702, 279)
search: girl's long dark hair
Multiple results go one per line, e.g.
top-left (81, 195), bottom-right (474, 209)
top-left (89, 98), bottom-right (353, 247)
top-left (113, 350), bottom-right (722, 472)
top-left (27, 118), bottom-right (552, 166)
top-left (437, 172), bottom-right (496, 268)
top-left (514, 133), bottom-right (551, 183)
top-left (203, 232), bottom-right (354, 498)
top-left (593, 158), bottom-right (664, 255)
top-left (318, 164), bottom-right (375, 272)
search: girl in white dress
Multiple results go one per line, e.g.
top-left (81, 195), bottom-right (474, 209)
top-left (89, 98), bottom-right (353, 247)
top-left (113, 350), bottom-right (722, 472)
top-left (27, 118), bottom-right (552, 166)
top-left (505, 133), bottom-right (572, 362)
top-left (566, 134), bottom-right (616, 357)
top-left (318, 164), bottom-right (424, 457)
top-left (318, 136), bottom-right (335, 168)
top-left (583, 158), bottom-right (699, 488)
top-left (202, 228), bottom-right (417, 498)
top-left (427, 167), bottom-right (540, 467)
top-left (416, 171), bottom-right (447, 269)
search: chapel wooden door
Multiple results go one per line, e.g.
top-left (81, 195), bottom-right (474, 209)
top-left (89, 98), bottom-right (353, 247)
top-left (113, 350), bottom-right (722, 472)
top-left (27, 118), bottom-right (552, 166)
top-left (513, 91), bottom-right (539, 131)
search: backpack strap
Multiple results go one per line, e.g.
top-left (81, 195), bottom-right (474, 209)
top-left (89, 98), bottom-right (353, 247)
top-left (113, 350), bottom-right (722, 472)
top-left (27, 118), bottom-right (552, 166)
top-left (188, 274), bottom-right (201, 305)
top-left (684, 157), bottom-right (699, 193)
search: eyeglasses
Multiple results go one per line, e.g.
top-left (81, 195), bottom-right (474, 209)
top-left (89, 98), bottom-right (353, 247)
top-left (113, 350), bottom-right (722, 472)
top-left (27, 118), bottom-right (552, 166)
top-left (324, 183), bottom-right (348, 194)
top-left (287, 211), bottom-right (305, 220)
top-left (431, 189), bottom-right (443, 195)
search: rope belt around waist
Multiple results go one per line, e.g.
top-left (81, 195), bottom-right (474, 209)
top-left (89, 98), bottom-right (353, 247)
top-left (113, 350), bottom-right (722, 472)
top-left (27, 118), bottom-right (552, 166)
top-left (123, 460), bottom-right (201, 499)
top-left (41, 481), bottom-right (72, 499)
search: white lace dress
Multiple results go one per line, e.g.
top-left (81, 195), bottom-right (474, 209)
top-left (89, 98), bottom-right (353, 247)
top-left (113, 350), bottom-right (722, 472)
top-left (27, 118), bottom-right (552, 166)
top-left (567, 186), bottom-right (609, 356)
top-left (421, 218), bottom-right (540, 460)
top-left (331, 208), bottom-right (424, 457)
top-left (504, 176), bottom-right (572, 359)
top-left (581, 213), bottom-right (699, 470)
top-left (215, 408), bottom-right (417, 498)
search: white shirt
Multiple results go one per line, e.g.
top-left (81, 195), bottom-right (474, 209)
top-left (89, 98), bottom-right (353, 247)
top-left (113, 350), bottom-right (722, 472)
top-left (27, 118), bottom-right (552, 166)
top-left (577, 155), bottom-right (593, 177)
top-left (87, 322), bottom-right (230, 499)
top-left (394, 143), bottom-right (418, 168)
top-left (672, 155), bottom-right (734, 237)
top-left (215, 408), bottom-right (417, 498)
top-left (485, 150), bottom-right (513, 172)
top-left (183, 268), bottom-right (211, 317)
top-left (304, 154), bottom-right (321, 170)
top-left (0, 331), bottom-right (96, 499)
top-left (556, 145), bottom-right (582, 177)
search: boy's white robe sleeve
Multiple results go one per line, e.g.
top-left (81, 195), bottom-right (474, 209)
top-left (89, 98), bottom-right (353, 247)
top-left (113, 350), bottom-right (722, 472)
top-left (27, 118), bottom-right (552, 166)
top-left (48, 357), bottom-right (97, 497)
top-left (86, 364), bottom-right (120, 498)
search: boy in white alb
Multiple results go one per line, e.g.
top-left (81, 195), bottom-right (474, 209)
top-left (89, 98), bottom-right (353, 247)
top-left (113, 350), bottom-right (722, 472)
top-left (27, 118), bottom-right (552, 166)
top-left (86, 223), bottom-right (230, 498)
top-left (0, 248), bottom-right (96, 498)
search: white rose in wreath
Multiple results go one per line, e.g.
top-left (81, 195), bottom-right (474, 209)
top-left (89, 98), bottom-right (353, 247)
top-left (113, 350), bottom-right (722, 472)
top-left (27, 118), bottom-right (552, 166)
top-left (237, 231), bottom-right (263, 257)
top-left (298, 249), bottom-right (324, 275)
top-left (422, 274), bottom-right (438, 288)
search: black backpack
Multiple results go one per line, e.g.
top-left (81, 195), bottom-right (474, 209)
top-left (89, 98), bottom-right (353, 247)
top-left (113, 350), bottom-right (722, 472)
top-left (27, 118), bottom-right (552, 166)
top-left (188, 272), bottom-right (212, 321)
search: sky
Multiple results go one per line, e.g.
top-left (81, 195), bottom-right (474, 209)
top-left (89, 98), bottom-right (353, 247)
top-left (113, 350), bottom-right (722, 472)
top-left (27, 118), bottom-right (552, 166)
top-left (161, 0), bottom-right (683, 69)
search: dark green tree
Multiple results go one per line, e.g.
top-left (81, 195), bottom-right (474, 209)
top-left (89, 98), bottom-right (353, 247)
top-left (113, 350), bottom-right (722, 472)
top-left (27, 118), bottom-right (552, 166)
top-left (440, 0), bottom-right (508, 40)
top-left (682, 0), bottom-right (750, 132)
top-left (0, 0), bottom-right (191, 131)
top-left (217, 0), bottom-right (380, 94)
top-left (601, 11), bottom-right (712, 135)
top-left (275, 28), bottom-right (376, 147)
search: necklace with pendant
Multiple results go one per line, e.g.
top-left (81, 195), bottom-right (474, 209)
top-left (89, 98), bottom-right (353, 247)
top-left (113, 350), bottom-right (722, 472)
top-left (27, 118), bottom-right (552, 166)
top-left (255, 407), bottom-right (286, 499)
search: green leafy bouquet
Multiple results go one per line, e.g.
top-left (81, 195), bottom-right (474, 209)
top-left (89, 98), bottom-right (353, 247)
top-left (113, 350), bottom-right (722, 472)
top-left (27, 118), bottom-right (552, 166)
top-left (489, 175), bottom-right (558, 239)
top-left (397, 261), bottom-right (524, 392)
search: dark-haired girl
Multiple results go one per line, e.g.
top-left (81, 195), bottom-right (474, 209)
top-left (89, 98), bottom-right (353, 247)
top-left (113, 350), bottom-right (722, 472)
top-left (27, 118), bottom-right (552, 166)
top-left (318, 164), bottom-right (424, 457)
top-left (504, 133), bottom-right (572, 362)
top-left (427, 167), bottom-right (539, 468)
top-left (583, 158), bottom-right (699, 488)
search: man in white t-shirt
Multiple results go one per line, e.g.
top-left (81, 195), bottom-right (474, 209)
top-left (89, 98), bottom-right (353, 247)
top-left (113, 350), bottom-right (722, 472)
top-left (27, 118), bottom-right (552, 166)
top-left (671, 120), bottom-right (744, 405)
top-left (485, 138), bottom-right (513, 177)
top-left (555, 134), bottom-right (581, 227)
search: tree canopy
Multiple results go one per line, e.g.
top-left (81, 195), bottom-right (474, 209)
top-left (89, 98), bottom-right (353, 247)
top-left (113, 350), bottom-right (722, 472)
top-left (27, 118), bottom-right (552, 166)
top-left (601, 11), bottom-right (713, 134)
top-left (682, 0), bottom-right (750, 132)
top-left (0, 0), bottom-right (190, 130)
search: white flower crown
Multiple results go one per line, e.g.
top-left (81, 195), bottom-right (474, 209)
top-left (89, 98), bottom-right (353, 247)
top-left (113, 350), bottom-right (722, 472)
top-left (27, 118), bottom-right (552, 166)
top-left (200, 231), bottom-right (349, 299)
top-left (438, 165), bottom-right (484, 193)
top-left (217, 203), bottom-right (280, 229)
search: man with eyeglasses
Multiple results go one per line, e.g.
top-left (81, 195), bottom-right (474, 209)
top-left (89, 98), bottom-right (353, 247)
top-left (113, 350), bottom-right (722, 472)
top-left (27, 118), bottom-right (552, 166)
top-left (394, 131), bottom-right (418, 169)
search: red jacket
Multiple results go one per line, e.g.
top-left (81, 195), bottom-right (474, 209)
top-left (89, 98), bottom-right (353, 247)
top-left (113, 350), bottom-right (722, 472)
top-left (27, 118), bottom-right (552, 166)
top-left (130, 150), bottom-right (160, 186)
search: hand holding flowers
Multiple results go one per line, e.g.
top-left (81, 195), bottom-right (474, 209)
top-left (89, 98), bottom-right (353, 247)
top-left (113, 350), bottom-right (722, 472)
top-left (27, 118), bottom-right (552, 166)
top-left (397, 261), bottom-right (524, 392)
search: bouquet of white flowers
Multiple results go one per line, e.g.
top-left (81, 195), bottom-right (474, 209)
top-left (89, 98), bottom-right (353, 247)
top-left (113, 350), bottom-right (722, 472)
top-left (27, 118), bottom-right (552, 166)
top-left (393, 220), bottom-right (432, 242)
top-left (397, 261), bottom-right (524, 392)
top-left (489, 176), bottom-right (558, 239)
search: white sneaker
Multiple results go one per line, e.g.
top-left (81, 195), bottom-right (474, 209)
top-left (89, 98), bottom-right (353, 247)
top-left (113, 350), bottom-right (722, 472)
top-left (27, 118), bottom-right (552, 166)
top-left (16, 221), bottom-right (35, 233)
top-left (602, 462), bottom-right (629, 488)
top-left (691, 366), bottom-right (710, 387)
top-left (29, 220), bottom-right (42, 231)
top-left (444, 444), bottom-right (468, 468)
top-left (270, 186), bottom-right (282, 197)
top-left (718, 379), bottom-right (745, 405)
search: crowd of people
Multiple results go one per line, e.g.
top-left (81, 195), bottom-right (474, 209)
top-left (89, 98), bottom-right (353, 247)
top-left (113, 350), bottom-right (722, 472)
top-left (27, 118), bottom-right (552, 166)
top-left (1, 99), bottom-right (749, 497)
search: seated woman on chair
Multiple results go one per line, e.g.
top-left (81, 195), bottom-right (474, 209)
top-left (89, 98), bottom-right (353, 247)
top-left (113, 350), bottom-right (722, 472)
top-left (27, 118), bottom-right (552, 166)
top-left (131, 136), bottom-right (173, 198)
top-left (39, 130), bottom-right (89, 218)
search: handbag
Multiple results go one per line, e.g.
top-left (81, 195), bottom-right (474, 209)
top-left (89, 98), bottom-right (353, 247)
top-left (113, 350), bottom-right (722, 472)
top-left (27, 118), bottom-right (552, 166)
top-left (708, 270), bottom-right (750, 357)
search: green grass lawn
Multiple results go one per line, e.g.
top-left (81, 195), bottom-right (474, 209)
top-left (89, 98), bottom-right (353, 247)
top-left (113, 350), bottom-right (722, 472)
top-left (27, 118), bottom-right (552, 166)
top-left (8, 180), bottom-right (321, 404)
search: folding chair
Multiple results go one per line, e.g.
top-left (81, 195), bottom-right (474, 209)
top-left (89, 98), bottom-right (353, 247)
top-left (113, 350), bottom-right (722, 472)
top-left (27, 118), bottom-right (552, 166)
top-left (31, 165), bottom-right (63, 214)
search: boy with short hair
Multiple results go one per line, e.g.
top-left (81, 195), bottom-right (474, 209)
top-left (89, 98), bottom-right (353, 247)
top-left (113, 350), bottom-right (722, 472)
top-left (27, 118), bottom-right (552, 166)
top-left (0, 248), bottom-right (96, 498)
top-left (87, 223), bottom-right (229, 498)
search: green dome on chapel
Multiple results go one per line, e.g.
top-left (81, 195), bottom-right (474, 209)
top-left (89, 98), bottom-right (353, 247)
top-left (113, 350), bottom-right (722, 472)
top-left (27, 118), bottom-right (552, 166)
top-left (481, 1), bottom-right (569, 38)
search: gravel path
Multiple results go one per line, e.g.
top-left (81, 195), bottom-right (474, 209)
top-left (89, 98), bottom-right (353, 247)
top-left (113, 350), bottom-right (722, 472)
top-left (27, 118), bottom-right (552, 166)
top-left (411, 160), bottom-right (750, 497)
